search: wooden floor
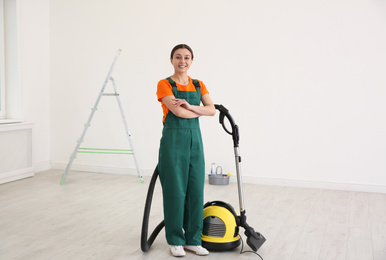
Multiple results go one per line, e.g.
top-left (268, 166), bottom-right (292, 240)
top-left (0, 170), bottom-right (385, 260)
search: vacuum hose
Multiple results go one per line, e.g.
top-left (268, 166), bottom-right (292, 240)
top-left (140, 165), bottom-right (165, 252)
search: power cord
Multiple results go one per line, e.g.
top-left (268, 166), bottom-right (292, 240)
top-left (239, 235), bottom-right (264, 260)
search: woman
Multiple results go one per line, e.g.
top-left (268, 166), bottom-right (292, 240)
top-left (156, 44), bottom-right (215, 257)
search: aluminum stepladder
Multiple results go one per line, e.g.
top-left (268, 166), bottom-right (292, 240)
top-left (60, 49), bottom-right (143, 184)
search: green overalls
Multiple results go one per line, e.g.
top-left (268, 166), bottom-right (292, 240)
top-left (158, 77), bottom-right (205, 246)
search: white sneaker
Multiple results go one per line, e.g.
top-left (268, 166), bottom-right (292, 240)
top-left (184, 245), bottom-right (209, 256)
top-left (170, 245), bottom-right (186, 257)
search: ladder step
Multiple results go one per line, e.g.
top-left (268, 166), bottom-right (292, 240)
top-left (78, 147), bottom-right (134, 155)
top-left (79, 148), bottom-right (132, 151)
top-left (78, 151), bottom-right (133, 155)
top-left (102, 93), bottom-right (119, 96)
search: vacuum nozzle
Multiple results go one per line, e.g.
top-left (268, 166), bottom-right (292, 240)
top-left (239, 211), bottom-right (266, 252)
top-left (245, 229), bottom-right (266, 252)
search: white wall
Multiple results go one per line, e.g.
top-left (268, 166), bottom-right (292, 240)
top-left (50, 0), bottom-right (386, 192)
top-left (19, 0), bottom-right (50, 171)
top-left (3, 0), bottom-right (50, 172)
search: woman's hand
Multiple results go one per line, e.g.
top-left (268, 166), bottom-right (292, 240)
top-left (173, 98), bottom-right (192, 111)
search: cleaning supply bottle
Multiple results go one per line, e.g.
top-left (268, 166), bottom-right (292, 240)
top-left (216, 166), bottom-right (222, 176)
top-left (210, 163), bottom-right (216, 176)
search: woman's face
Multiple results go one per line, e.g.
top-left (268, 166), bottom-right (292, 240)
top-left (170, 48), bottom-right (193, 74)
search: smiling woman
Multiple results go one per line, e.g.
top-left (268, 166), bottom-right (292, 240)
top-left (169, 48), bottom-right (193, 82)
top-left (156, 44), bottom-right (215, 257)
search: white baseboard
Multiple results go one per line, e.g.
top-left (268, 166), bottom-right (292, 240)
top-left (241, 176), bottom-right (386, 194)
top-left (34, 161), bottom-right (51, 173)
top-left (51, 162), bottom-right (153, 177)
top-left (51, 162), bottom-right (386, 194)
top-left (0, 167), bottom-right (35, 184)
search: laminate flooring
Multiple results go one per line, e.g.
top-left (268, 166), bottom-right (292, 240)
top-left (0, 170), bottom-right (385, 260)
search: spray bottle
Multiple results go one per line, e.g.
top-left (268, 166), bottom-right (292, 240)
top-left (210, 163), bottom-right (216, 176)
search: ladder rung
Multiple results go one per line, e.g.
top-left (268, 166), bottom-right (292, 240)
top-left (78, 148), bottom-right (133, 155)
top-left (102, 93), bottom-right (119, 96)
top-left (79, 147), bottom-right (132, 151)
top-left (78, 151), bottom-right (133, 155)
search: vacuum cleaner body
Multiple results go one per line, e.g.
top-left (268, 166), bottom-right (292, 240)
top-left (201, 201), bottom-right (241, 251)
top-left (201, 200), bottom-right (266, 252)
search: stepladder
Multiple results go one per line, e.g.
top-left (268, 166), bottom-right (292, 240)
top-left (60, 49), bottom-right (143, 184)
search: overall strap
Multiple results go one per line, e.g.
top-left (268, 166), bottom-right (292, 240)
top-left (166, 77), bottom-right (178, 96)
top-left (192, 79), bottom-right (201, 92)
top-left (192, 79), bottom-right (201, 100)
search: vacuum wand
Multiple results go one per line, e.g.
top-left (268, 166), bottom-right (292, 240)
top-left (215, 104), bottom-right (266, 252)
top-left (234, 146), bottom-right (246, 213)
top-left (215, 104), bottom-right (245, 213)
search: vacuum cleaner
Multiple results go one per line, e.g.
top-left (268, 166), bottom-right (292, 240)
top-left (141, 104), bottom-right (265, 253)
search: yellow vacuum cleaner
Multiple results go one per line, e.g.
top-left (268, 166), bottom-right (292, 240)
top-left (201, 105), bottom-right (266, 252)
top-left (201, 200), bottom-right (241, 250)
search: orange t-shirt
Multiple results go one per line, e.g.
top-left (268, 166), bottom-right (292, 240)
top-left (157, 77), bottom-right (209, 122)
